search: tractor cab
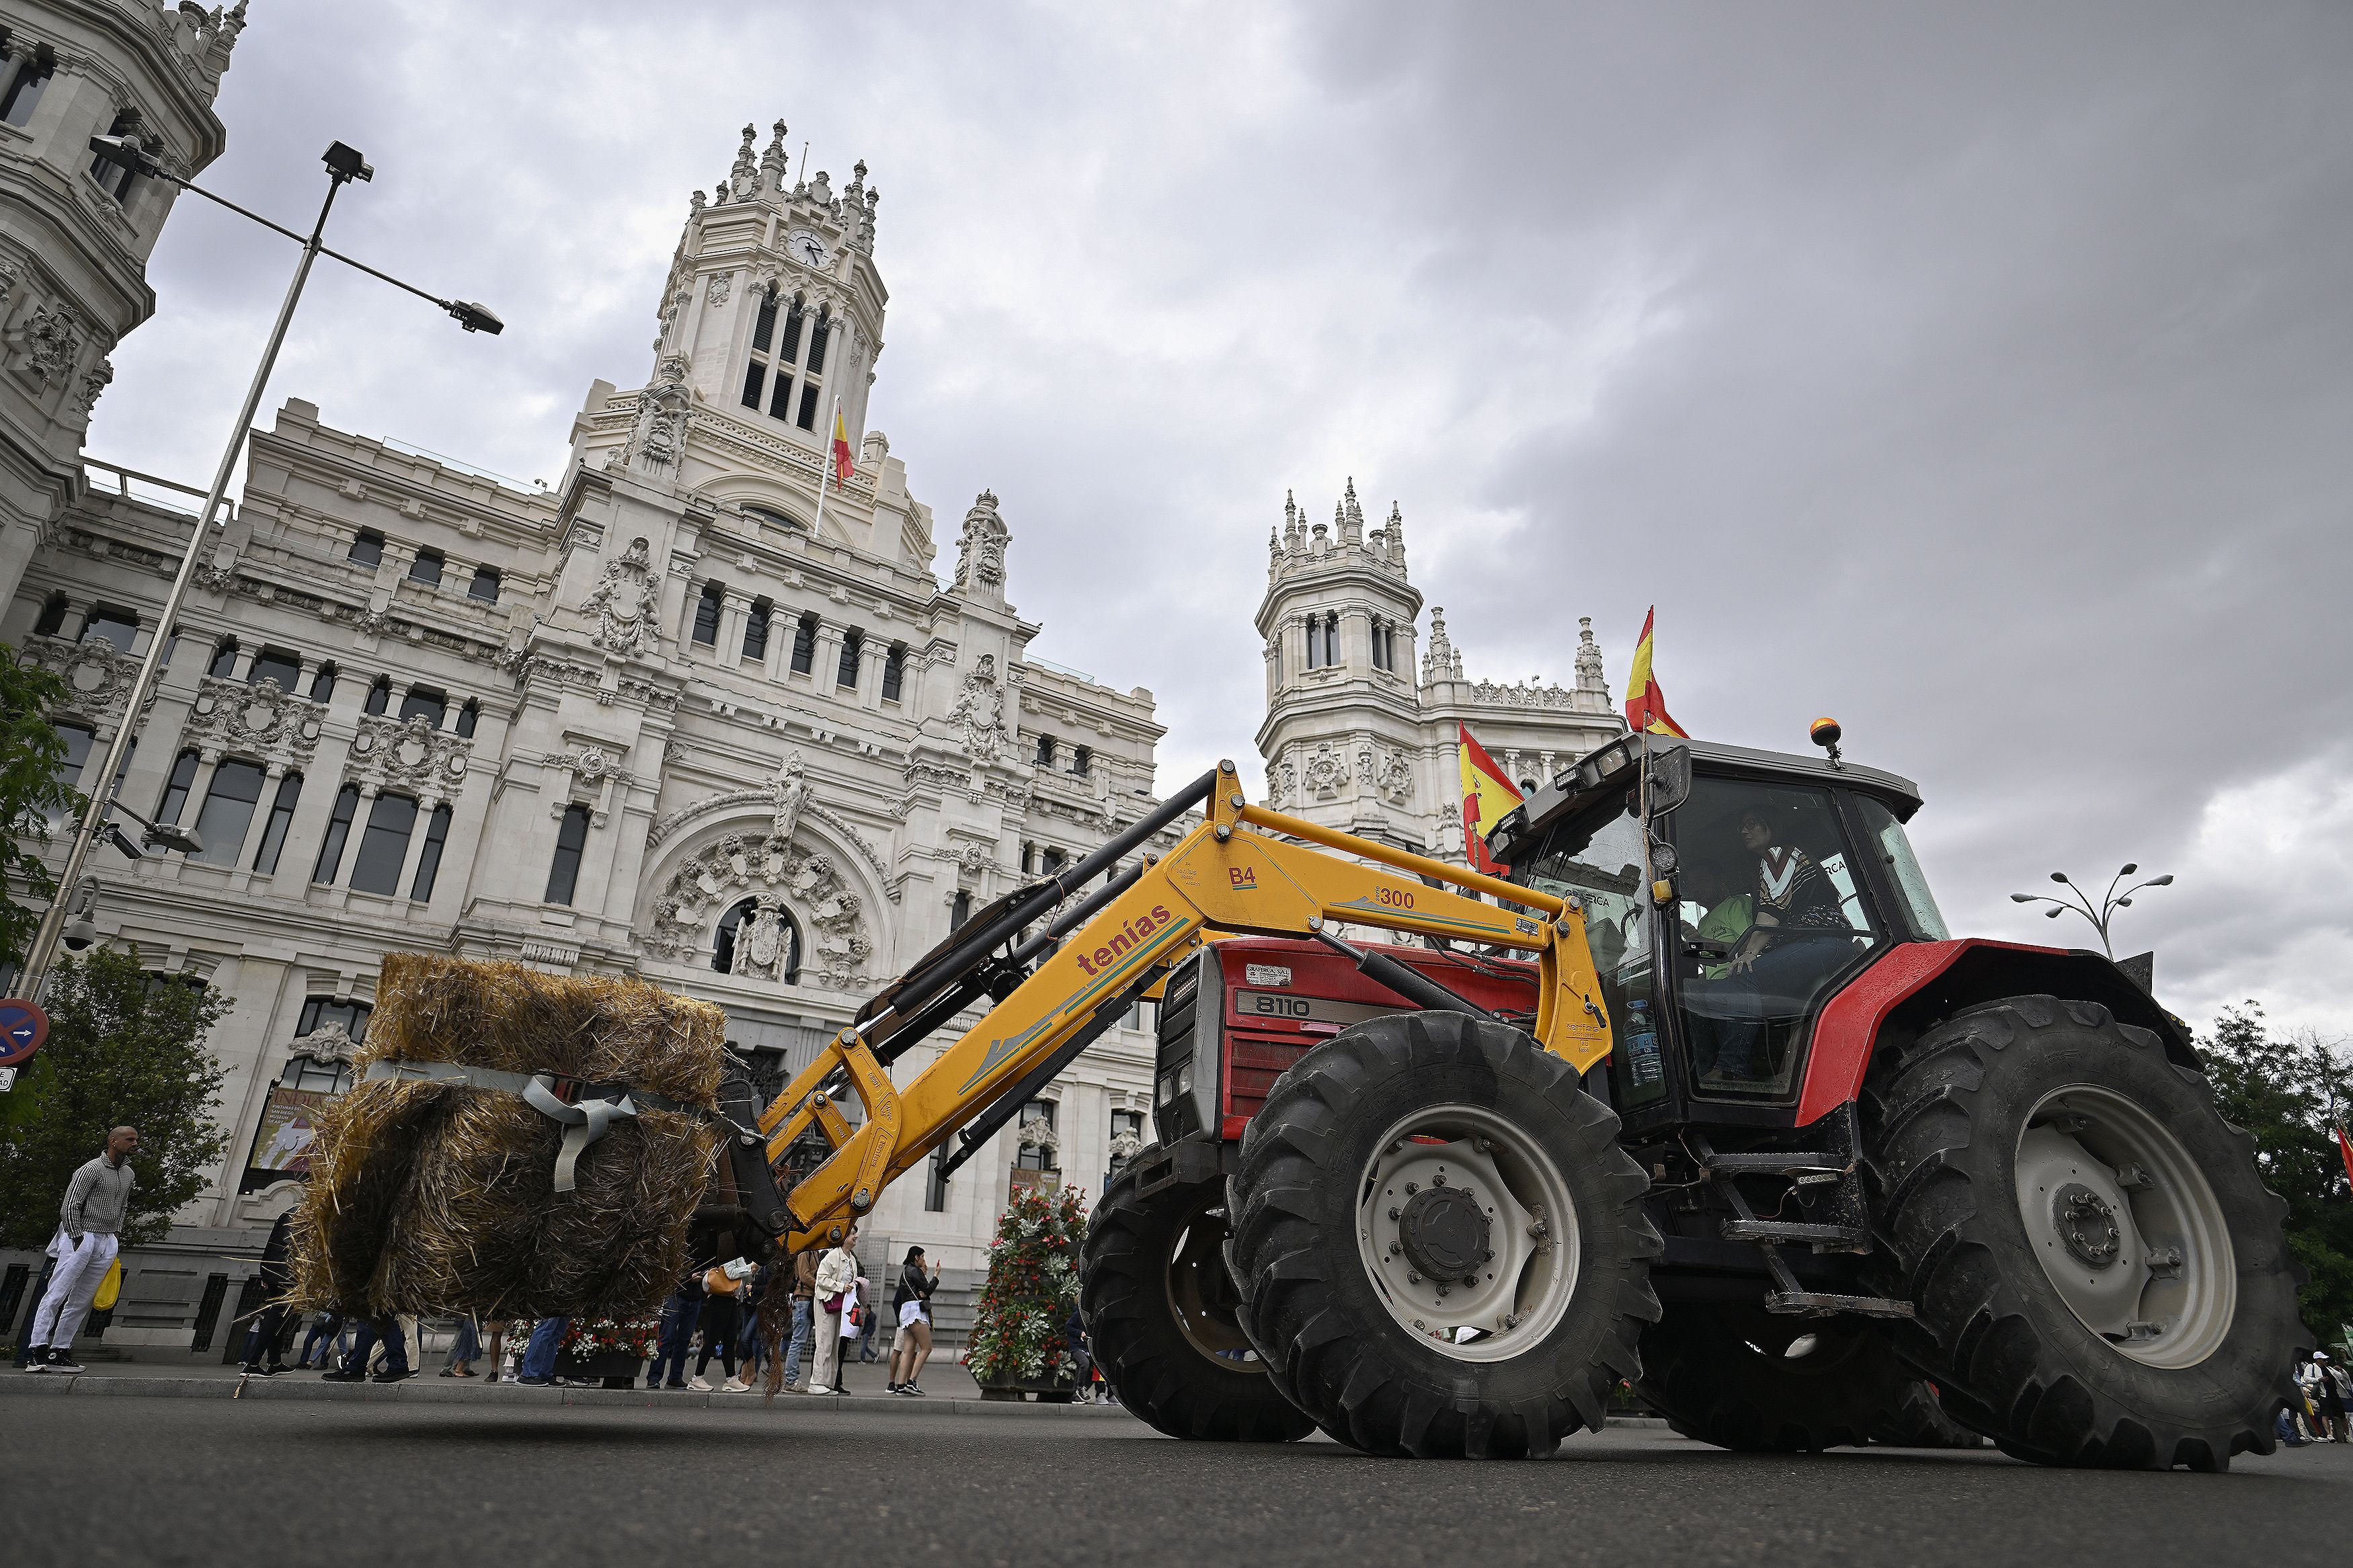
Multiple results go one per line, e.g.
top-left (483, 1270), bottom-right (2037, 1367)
top-left (1490, 733), bottom-right (1946, 1132)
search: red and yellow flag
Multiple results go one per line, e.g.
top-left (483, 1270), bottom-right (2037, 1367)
top-left (2336, 1123), bottom-right (2353, 1190)
top-left (831, 407), bottom-right (855, 489)
top-left (1624, 606), bottom-right (1689, 738)
top-left (1457, 723), bottom-right (1523, 876)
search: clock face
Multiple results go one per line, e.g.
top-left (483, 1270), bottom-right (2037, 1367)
top-left (787, 229), bottom-right (832, 270)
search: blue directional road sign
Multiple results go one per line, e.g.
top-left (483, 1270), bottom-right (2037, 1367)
top-left (0, 997), bottom-right (49, 1068)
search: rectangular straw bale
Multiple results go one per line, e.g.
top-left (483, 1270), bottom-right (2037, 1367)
top-left (290, 954), bottom-right (729, 1319)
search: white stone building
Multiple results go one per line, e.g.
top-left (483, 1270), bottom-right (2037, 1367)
top-left (1255, 479), bottom-right (1625, 858)
top-left (2, 99), bottom-right (1169, 1350)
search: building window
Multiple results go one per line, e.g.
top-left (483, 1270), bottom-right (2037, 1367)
top-left (364, 675), bottom-right (391, 715)
top-left (740, 358), bottom-right (766, 411)
top-left (1371, 620), bottom-right (1391, 672)
top-left (298, 995), bottom-right (372, 1042)
top-left (795, 382), bottom-right (819, 431)
top-left (397, 687), bottom-right (446, 729)
top-left (712, 897), bottom-right (799, 981)
top-left (32, 593), bottom-right (69, 636)
top-left (1035, 733), bottom-right (1055, 768)
top-left (806, 313), bottom-right (831, 376)
top-left (1070, 745), bottom-right (1091, 778)
top-left (188, 759), bottom-right (266, 866)
top-left (778, 299), bottom-right (805, 365)
top-left (408, 548), bottom-right (444, 587)
top-left (836, 628), bottom-right (861, 689)
top-left (789, 612), bottom-right (818, 675)
top-left (0, 44), bottom-right (54, 127)
top-left (544, 802), bottom-right (590, 905)
top-left (1021, 842), bottom-right (1036, 875)
top-left (313, 784), bottom-right (361, 884)
top-left (411, 803), bottom-right (452, 900)
top-left (48, 722), bottom-right (92, 829)
top-left (282, 1055), bottom-right (352, 1095)
top-left (1041, 846), bottom-right (1065, 874)
top-left (348, 529), bottom-right (385, 567)
top-left (206, 636), bottom-right (239, 678)
top-left (881, 643), bottom-right (905, 702)
top-left (251, 772), bottom-right (303, 874)
top-left (81, 605), bottom-right (138, 651)
top-left (691, 581), bottom-right (724, 647)
top-left (467, 565), bottom-right (501, 604)
top-left (308, 662), bottom-right (337, 702)
top-left (743, 599), bottom-right (772, 661)
top-left (348, 793), bottom-right (418, 896)
top-left (155, 749), bottom-right (200, 827)
top-left (951, 890), bottom-right (971, 930)
top-left (1304, 615), bottom-right (1322, 669)
top-left (249, 647), bottom-right (301, 690)
top-left (1014, 1100), bottom-right (1058, 1171)
top-left (454, 698), bottom-right (479, 738)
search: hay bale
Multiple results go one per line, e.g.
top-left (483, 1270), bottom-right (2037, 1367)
top-left (290, 955), bottom-right (729, 1319)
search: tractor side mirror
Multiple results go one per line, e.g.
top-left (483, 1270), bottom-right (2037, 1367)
top-left (1644, 744), bottom-right (1692, 819)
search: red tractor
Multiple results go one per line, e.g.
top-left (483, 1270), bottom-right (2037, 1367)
top-left (1080, 730), bottom-right (2303, 1467)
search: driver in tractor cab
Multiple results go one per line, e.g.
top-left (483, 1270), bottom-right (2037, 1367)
top-left (1708, 807), bottom-right (1853, 1084)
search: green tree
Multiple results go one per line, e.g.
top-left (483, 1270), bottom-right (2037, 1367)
top-left (0, 642), bottom-right (78, 969)
top-left (0, 946), bottom-right (229, 1249)
top-left (2198, 1001), bottom-right (2353, 1344)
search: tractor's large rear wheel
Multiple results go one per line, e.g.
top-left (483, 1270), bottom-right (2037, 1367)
top-left (1226, 1012), bottom-right (1661, 1458)
top-left (1638, 1304), bottom-right (1966, 1452)
top-left (1079, 1153), bottom-right (1313, 1442)
top-left (1864, 995), bottom-right (2305, 1470)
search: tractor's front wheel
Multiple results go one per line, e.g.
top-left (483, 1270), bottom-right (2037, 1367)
top-left (1079, 1152), bottom-right (1313, 1442)
top-left (1865, 995), bottom-right (2306, 1470)
top-left (1226, 1012), bottom-right (1661, 1458)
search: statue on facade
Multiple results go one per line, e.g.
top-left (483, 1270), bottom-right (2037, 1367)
top-left (582, 536), bottom-right (656, 655)
top-left (768, 751), bottom-right (811, 845)
top-left (953, 492), bottom-right (1008, 596)
top-left (740, 897), bottom-right (788, 978)
top-left (950, 653), bottom-right (1006, 762)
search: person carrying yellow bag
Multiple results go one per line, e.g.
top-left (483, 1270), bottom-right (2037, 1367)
top-left (23, 1126), bottom-right (138, 1375)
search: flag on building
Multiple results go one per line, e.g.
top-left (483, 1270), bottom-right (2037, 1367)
top-left (2336, 1122), bottom-right (2353, 1190)
top-left (1458, 723), bottom-right (1523, 876)
top-left (832, 406), bottom-right (856, 488)
top-left (1624, 606), bottom-right (1689, 737)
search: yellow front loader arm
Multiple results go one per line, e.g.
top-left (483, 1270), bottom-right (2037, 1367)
top-left (756, 760), bottom-right (1613, 1251)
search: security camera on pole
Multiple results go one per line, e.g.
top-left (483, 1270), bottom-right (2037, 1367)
top-left (15, 137), bottom-right (503, 999)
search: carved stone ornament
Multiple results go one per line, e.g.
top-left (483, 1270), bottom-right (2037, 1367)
top-left (1107, 1128), bottom-right (1145, 1163)
top-left (292, 1021), bottom-right (358, 1066)
top-left (768, 750), bottom-right (811, 843)
top-left (644, 832), bottom-right (875, 990)
top-left (1378, 751), bottom-right (1414, 805)
top-left (26, 634), bottom-right (142, 723)
top-left (581, 536), bottom-right (656, 655)
top-left (1304, 741), bottom-right (1345, 801)
top-left (1016, 1115), bottom-right (1061, 1153)
top-left (72, 356), bottom-right (113, 418)
top-left (346, 712), bottom-right (473, 794)
top-left (949, 653), bottom-right (1006, 764)
top-left (953, 491), bottom-right (1008, 596)
top-left (957, 841), bottom-right (992, 881)
top-left (15, 305), bottom-right (83, 390)
top-left (627, 356), bottom-right (692, 469)
top-left (574, 745), bottom-right (613, 782)
top-left (185, 675), bottom-right (324, 762)
top-left (705, 273), bottom-right (731, 307)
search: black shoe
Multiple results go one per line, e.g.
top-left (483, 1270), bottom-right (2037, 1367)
top-left (321, 1368), bottom-right (365, 1382)
top-left (44, 1348), bottom-right (83, 1374)
top-left (372, 1367), bottom-right (417, 1384)
top-left (261, 1363), bottom-right (291, 1376)
top-left (906, 1383), bottom-right (924, 1396)
top-left (515, 1375), bottom-right (554, 1387)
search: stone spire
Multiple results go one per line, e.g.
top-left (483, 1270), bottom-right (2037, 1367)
top-left (1576, 616), bottom-right (1608, 695)
top-left (1341, 478), bottom-right (1364, 544)
top-left (760, 119), bottom-right (790, 192)
top-left (729, 124), bottom-right (760, 202)
top-left (1283, 489), bottom-right (1300, 550)
top-left (1422, 606), bottom-right (1462, 683)
top-left (1385, 501), bottom-right (1405, 566)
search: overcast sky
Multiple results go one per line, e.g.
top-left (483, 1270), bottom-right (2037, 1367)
top-left (91, 2), bottom-right (2352, 1038)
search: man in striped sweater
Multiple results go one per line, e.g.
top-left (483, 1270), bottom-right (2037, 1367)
top-left (23, 1126), bottom-right (138, 1374)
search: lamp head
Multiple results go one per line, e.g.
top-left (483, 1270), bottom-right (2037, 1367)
top-left (106, 825), bottom-right (143, 861)
top-left (448, 300), bottom-right (504, 335)
top-left (1808, 716), bottom-right (1842, 766)
top-left (86, 134), bottom-right (163, 179)
top-left (321, 141), bottom-right (374, 184)
top-left (144, 821), bottom-right (204, 856)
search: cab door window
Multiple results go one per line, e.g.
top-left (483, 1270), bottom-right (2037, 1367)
top-left (1669, 779), bottom-right (1884, 1097)
top-left (1509, 789), bottom-right (1667, 1110)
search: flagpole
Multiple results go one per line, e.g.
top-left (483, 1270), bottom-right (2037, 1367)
top-left (811, 391), bottom-right (840, 536)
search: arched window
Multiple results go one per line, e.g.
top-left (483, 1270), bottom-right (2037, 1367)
top-left (1303, 615), bottom-right (1320, 670)
top-left (207, 635), bottom-right (239, 679)
top-left (690, 581), bottom-right (725, 647)
top-left (1325, 611), bottom-right (1341, 666)
top-left (544, 803), bottom-right (590, 905)
top-left (713, 897), bottom-right (800, 982)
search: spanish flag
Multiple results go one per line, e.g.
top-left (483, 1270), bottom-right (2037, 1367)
top-left (831, 406), bottom-right (855, 489)
top-left (1458, 723), bottom-right (1522, 876)
top-left (1624, 607), bottom-right (1689, 738)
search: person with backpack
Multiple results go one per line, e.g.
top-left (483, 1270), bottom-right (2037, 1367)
top-left (888, 1247), bottom-right (939, 1396)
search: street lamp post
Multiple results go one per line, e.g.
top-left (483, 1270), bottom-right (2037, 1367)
top-left (17, 137), bottom-right (503, 997)
top-left (2009, 862), bottom-right (2174, 958)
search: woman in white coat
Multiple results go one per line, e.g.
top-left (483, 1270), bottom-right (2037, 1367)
top-left (806, 1224), bottom-right (861, 1395)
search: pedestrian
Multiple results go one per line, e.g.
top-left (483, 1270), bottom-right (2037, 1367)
top-left (323, 1311), bottom-right (412, 1383)
top-left (514, 1316), bottom-right (569, 1386)
top-left (237, 1209), bottom-right (296, 1376)
top-left (690, 1260), bottom-right (744, 1391)
top-left (2327, 1356), bottom-right (2353, 1443)
top-left (23, 1125), bottom-right (138, 1374)
top-left (723, 1258), bottom-right (766, 1394)
top-left (888, 1247), bottom-right (939, 1396)
top-left (806, 1224), bottom-right (860, 1396)
top-left (779, 1242), bottom-right (820, 1392)
top-left (648, 1268), bottom-right (705, 1390)
top-left (296, 1310), bottom-right (344, 1370)
top-left (1063, 1306), bottom-right (1092, 1401)
top-left (440, 1313), bottom-right (481, 1378)
top-left (483, 1319), bottom-right (510, 1383)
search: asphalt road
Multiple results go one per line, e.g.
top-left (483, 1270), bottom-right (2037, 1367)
top-left (3, 1397), bottom-right (2348, 1568)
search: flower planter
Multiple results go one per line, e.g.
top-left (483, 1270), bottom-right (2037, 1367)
top-left (975, 1369), bottom-right (1079, 1403)
top-left (555, 1348), bottom-right (646, 1389)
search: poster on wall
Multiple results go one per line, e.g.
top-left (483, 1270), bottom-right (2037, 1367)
top-left (242, 1085), bottom-right (333, 1189)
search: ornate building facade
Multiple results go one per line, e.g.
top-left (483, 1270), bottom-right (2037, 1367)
top-left (2, 104), bottom-right (1170, 1348)
top-left (1255, 480), bottom-right (1625, 860)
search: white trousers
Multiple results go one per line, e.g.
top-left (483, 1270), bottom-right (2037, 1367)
top-left (31, 1229), bottom-right (119, 1349)
top-left (810, 1310), bottom-right (843, 1389)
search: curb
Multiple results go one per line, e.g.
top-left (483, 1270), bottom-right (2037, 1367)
top-left (0, 1372), bottom-right (1673, 1428)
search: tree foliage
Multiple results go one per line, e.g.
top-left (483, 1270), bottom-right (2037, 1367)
top-left (0, 643), bottom-right (79, 969)
top-left (965, 1183), bottom-right (1087, 1384)
top-left (2198, 1001), bottom-right (2353, 1346)
top-left (0, 946), bottom-right (229, 1249)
